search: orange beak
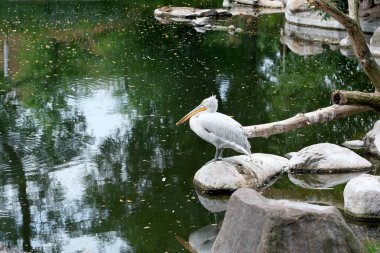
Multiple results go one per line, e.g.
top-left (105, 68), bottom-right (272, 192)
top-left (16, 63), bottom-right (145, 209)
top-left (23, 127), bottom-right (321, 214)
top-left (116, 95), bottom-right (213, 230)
top-left (176, 107), bottom-right (206, 126)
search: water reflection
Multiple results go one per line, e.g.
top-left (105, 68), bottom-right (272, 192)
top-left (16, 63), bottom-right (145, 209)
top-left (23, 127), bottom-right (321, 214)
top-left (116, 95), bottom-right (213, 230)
top-left (0, 1), bottom-right (378, 252)
top-left (288, 171), bottom-right (369, 190)
top-left (189, 224), bottom-right (219, 253)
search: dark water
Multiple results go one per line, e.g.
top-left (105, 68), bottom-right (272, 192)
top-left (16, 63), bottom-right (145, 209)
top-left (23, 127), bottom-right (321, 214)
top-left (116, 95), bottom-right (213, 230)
top-left (0, 1), bottom-right (378, 252)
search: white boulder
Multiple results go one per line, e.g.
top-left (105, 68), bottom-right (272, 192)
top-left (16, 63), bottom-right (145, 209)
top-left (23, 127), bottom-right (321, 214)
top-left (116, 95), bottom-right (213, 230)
top-left (344, 174), bottom-right (380, 219)
top-left (288, 143), bottom-right (372, 173)
top-left (193, 153), bottom-right (288, 194)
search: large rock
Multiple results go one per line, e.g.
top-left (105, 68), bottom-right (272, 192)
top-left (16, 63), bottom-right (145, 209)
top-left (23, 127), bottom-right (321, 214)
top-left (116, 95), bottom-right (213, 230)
top-left (193, 153), bottom-right (288, 194)
top-left (363, 120), bottom-right (380, 156)
top-left (344, 174), bottom-right (380, 220)
top-left (288, 143), bottom-right (372, 173)
top-left (212, 188), bottom-right (364, 253)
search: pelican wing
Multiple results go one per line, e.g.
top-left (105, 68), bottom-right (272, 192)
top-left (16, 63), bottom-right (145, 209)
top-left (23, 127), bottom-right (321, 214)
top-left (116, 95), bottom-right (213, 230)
top-left (197, 112), bottom-right (251, 154)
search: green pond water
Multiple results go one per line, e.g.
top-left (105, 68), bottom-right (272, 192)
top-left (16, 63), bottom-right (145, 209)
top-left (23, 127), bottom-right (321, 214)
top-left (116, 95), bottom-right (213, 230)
top-left (0, 1), bottom-right (378, 252)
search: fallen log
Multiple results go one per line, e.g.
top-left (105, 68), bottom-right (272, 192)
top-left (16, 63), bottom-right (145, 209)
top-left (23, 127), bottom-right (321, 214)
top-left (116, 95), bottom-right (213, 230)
top-left (243, 104), bottom-right (373, 138)
top-left (332, 90), bottom-right (380, 110)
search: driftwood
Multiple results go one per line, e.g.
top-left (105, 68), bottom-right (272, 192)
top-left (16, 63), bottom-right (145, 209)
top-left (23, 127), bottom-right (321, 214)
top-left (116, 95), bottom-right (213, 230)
top-left (175, 235), bottom-right (198, 253)
top-left (244, 104), bottom-right (372, 138)
top-left (332, 90), bottom-right (380, 109)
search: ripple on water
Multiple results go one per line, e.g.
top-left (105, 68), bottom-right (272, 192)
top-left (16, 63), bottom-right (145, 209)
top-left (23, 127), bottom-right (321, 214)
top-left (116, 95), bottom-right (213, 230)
top-left (0, 133), bottom-right (54, 178)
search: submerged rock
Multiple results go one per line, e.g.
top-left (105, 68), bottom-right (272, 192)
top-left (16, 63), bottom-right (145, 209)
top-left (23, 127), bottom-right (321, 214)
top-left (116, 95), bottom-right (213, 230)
top-left (342, 140), bottom-right (364, 150)
top-left (288, 143), bottom-right (372, 173)
top-left (344, 174), bottom-right (380, 220)
top-left (193, 153), bottom-right (288, 194)
top-left (212, 188), bottom-right (364, 253)
top-left (363, 120), bottom-right (380, 157)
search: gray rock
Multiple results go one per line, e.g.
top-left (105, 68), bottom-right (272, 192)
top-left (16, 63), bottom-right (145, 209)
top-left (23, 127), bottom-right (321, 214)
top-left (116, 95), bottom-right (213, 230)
top-left (193, 153), bottom-right (288, 194)
top-left (344, 174), bottom-right (380, 220)
top-left (212, 188), bottom-right (365, 253)
top-left (370, 26), bottom-right (380, 56)
top-left (288, 143), bottom-right (372, 173)
top-left (192, 17), bottom-right (212, 26)
top-left (342, 140), bottom-right (364, 150)
top-left (363, 120), bottom-right (380, 156)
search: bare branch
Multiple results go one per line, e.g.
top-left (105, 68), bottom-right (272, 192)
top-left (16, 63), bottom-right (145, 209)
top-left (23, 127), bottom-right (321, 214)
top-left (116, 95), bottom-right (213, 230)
top-left (244, 105), bottom-right (373, 138)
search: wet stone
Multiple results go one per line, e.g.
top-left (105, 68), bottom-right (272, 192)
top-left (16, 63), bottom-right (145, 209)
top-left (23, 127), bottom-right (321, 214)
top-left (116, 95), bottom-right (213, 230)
top-left (212, 188), bottom-right (365, 253)
top-left (193, 153), bottom-right (288, 194)
top-left (341, 140), bottom-right (364, 150)
top-left (344, 174), bottom-right (380, 220)
top-left (288, 143), bottom-right (372, 173)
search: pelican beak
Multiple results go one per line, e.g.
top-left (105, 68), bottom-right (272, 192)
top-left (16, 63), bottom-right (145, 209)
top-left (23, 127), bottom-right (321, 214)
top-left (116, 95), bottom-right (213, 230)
top-left (176, 107), bottom-right (206, 126)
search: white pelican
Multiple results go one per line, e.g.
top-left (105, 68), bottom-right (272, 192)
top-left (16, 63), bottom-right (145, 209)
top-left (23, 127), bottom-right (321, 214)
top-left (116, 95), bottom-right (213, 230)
top-left (176, 95), bottom-right (251, 161)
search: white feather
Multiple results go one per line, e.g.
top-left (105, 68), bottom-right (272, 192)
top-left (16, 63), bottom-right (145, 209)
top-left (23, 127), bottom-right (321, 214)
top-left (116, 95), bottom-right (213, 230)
top-left (190, 112), bottom-right (251, 156)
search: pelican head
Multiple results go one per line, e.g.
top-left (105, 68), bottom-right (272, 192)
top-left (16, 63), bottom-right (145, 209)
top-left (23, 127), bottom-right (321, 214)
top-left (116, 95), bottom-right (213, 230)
top-left (176, 95), bottom-right (218, 126)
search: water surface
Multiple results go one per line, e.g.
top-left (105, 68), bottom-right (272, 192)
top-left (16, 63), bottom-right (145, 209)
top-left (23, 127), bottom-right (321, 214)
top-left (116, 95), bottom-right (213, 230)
top-left (0, 2), bottom-right (378, 252)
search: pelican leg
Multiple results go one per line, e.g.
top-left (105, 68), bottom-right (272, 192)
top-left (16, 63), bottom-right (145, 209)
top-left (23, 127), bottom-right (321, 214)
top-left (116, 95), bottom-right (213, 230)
top-left (214, 148), bottom-right (224, 161)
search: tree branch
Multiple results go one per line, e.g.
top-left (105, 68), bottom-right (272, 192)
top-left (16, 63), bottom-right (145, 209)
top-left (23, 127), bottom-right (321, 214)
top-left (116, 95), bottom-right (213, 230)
top-left (243, 105), bottom-right (373, 138)
top-left (332, 90), bottom-right (380, 110)
top-left (307, 0), bottom-right (380, 91)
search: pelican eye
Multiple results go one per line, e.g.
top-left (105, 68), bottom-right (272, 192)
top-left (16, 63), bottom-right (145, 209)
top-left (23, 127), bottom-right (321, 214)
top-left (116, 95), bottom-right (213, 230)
top-left (204, 128), bottom-right (211, 133)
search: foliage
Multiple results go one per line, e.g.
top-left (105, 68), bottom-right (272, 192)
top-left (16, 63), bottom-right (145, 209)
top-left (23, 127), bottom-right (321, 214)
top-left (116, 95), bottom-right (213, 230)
top-left (364, 239), bottom-right (380, 253)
